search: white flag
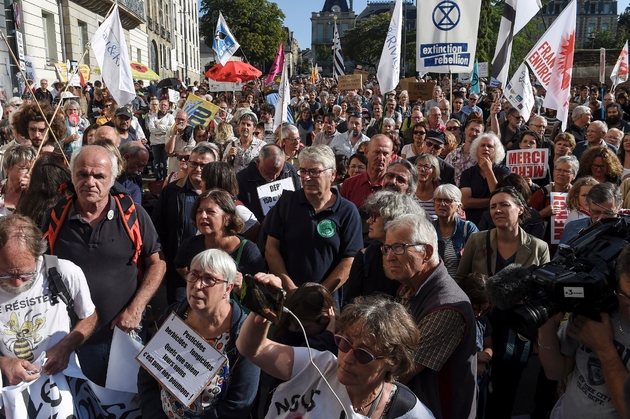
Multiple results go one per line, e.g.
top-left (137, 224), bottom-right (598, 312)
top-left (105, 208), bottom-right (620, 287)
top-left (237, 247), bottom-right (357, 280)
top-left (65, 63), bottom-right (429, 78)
top-left (491, 0), bottom-right (541, 88)
top-left (525, 0), bottom-right (576, 130)
top-left (273, 60), bottom-right (290, 132)
top-left (505, 63), bottom-right (535, 121)
top-left (90, 5), bottom-right (135, 107)
top-left (377, 0), bottom-right (403, 93)
top-left (611, 41), bottom-right (629, 90)
top-left (213, 12), bottom-right (240, 66)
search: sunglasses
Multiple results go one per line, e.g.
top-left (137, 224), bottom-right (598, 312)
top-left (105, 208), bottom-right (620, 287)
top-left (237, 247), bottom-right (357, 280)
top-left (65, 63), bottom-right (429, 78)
top-left (334, 335), bottom-right (384, 364)
top-left (413, 130), bottom-right (426, 135)
top-left (424, 141), bottom-right (443, 150)
top-left (447, 126), bottom-right (460, 131)
top-left (177, 154), bottom-right (190, 162)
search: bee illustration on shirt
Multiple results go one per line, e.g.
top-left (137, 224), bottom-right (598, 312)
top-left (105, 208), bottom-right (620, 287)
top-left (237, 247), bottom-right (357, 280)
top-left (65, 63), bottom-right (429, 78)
top-left (3, 311), bottom-right (46, 361)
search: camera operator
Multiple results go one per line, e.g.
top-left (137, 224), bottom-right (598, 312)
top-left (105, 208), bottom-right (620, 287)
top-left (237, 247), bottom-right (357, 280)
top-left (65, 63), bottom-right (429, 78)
top-left (557, 182), bottom-right (622, 253)
top-left (537, 242), bottom-right (630, 418)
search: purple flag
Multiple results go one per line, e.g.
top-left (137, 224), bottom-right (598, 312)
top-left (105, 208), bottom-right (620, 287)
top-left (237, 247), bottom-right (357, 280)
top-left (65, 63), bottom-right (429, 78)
top-left (266, 43), bottom-right (284, 85)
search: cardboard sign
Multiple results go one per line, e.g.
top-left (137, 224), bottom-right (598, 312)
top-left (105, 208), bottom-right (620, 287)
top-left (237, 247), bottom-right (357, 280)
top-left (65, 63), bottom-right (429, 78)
top-left (506, 149), bottom-right (549, 180)
top-left (550, 193), bottom-right (568, 244)
top-left (354, 69), bottom-right (369, 78)
top-left (257, 177), bottom-right (295, 216)
top-left (398, 76), bottom-right (417, 90)
top-left (137, 314), bottom-right (227, 407)
top-left (407, 81), bottom-right (436, 101)
top-left (182, 93), bottom-right (219, 127)
top-left (337, 74), bottom-right (363, 91)
top-left (478, 62), bottom-right (489, 78)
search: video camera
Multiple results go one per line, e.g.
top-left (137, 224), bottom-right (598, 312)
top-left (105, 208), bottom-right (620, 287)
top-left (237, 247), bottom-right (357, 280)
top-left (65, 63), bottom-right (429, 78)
top-left (486, 216), bottom-right (630, 341)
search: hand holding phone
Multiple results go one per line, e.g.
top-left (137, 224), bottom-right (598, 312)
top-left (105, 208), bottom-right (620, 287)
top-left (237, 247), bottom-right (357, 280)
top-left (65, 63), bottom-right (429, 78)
top-left (240, 274), bottom-right (286, 324)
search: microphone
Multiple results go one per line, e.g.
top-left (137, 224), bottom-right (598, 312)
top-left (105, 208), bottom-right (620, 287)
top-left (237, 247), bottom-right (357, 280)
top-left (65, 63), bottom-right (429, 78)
top-left (486, 263), bottom-right (536, 310)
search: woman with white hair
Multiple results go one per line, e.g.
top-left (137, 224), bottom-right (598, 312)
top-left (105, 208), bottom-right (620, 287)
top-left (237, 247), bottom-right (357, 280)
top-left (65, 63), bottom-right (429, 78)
top-left (62, 100), bottom-right (90, 153)
top-left (460, 132), bottom-right (510, 225)
top-left (431, 184), bottom-right (478, 278)
top-left (138, 248), bottom-right (261, 418)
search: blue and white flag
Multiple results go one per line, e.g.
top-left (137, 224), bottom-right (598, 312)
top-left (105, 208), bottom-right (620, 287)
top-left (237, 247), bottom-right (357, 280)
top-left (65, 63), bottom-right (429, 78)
top-left (213, 12), bottom-right (240, 66)
top-left (377, 0), bottom-right (403, 93)
top-left (90, 5), bottom-right (135, 107)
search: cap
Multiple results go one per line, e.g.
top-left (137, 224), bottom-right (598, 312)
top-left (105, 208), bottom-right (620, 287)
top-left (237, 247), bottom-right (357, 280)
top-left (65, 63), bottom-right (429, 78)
top-left (426, 130), bottom-right (446, 144)
top-left (459, 87), bottom-right (467, 93)
top-left (115, 107), bottom-right (133, 119)
top-left (364, 89), bottom-right (373, 95)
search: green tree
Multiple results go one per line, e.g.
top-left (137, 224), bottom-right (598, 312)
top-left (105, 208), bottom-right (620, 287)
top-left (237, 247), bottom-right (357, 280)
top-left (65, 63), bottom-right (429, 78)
top-left (591, 27), bottom-right (628, 49)
top-left (199, 0), bottom-right (285, 65)
top-left (341, 13), bottom-right (392, 70)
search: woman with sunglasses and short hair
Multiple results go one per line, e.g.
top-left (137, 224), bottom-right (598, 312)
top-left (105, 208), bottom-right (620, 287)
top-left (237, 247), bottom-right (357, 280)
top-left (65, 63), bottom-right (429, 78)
top-left (400, 122), bottom-right (427, 159)
top-left (163, 145), bottom-right (194, 187)
top-left (237, 290), bottom-right (434, 418)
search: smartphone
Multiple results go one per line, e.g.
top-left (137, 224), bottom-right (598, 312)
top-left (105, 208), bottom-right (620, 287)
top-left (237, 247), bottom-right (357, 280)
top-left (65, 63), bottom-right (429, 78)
top-left (240, 274), bottom-right (286, 324)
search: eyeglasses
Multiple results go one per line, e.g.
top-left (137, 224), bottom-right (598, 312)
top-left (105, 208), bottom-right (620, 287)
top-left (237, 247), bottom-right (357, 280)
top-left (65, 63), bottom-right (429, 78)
top-left (185, 271), bottom-right (228, 288)
top-left (177, 154), bottom-right (190, 162)
top-left (591, 164), bottom-right (606, 170)
top-left (434, 197), bottom-right (455, 205)
top-left (416, 164), bottom-right (433, 171)
top-left (447, 126), bottom-right (460, 131)
top-left (0, 272), bottom-right (37, 281)
top-left (413, 130), bottom-right (426, 135)
top-left (334, 335), bottom-right (384, 364)
top-left (188, 161), bottom-right (208, 170)
top-left (175, 118), bottom-right (187, 122)
top-left (424, 141), bottom-right (443, 150)
top-left (298, 168), bottom-right (332, 178)
top-left (469, 97), bottom-right (478, 101)
top-left (380, 243), bottom-right (425, 255)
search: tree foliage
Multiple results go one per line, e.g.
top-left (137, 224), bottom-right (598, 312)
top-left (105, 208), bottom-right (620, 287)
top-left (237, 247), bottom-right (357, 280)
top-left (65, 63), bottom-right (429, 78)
top-left (341, 13), bottom-right (392, 70)
top-left (199, 0), bottom-right (286, 65)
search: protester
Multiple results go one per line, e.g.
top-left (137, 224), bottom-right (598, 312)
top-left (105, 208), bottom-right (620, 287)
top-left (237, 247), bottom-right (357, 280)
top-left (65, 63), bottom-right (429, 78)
top-left (138, 249), bottom-right (260, 418)
top-left (237, 291), bottom-right (434, 418)
top-left (347, 153), bottom-right (367, 178)
top-left (400, 122), bottom-right (427, 159)
top-left (223, 112), bottom-right (265, 173)
top-left (0, 144), bottom-right (35, 216)
top-left (565, 176), bottom-right (599, 222)
top-left (577, 145), bottom-right (623, 185)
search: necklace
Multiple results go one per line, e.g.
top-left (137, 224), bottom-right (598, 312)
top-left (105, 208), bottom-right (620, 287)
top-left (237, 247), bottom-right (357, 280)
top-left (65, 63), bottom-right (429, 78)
top-left (353, 382), bottom-right (385, 416)
top-left (618, 310), bottom-right (628, 335)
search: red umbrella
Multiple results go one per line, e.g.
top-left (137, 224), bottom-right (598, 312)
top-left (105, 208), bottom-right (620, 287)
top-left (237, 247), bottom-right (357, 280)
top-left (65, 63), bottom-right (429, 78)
top-left (205, 61), bottom-right (262, 82)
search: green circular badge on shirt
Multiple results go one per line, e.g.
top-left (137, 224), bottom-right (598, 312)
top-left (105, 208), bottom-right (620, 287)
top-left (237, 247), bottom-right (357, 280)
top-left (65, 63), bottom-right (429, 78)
top-left (317, 219), bottom-right (336, 238)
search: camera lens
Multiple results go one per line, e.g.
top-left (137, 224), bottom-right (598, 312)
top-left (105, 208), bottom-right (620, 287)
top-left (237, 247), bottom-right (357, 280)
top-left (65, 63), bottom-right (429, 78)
top-left (506, 299), bottom-right (553, 341)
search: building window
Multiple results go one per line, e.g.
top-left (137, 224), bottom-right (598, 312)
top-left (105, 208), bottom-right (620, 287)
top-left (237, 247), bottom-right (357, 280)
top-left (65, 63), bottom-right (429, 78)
top-left (78, 21), bottom-right (89, 66)
top-left (554, 4), bottom-right (561, 14)
top-left (590, 3), bottom-right (597, 13)
top-left (317, 23), bottom-right (324, 43)
top-left (603, 3), bottom-right (611, 14)
top-left (42, 13), bottom-right (57, 62)
top-left (588, 22), bottom-right (596, 35)
top-left (602, 23), bottom-right (609, 31)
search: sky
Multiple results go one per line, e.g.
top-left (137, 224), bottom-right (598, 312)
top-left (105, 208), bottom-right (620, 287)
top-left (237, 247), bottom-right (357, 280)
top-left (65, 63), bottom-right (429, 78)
top-left (273, 0), bottom-right (369, 49)
top-left (276, 0), bottom-right (630, 50)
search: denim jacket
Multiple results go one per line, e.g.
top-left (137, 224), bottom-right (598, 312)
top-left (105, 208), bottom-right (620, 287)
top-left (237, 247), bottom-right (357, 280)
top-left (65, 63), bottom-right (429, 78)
top-left (432, 217), bottom-right (478, 265)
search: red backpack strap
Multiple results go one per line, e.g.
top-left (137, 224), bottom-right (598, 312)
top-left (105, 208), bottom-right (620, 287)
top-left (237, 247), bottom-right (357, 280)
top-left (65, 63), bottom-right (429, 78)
top-left (42, 196), bottom-right (73, 255)
top-left (113, 194), bottom-right (143, 265)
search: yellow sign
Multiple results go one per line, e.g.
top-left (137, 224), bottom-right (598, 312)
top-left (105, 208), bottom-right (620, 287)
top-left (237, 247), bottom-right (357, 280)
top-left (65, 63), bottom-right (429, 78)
top-left (182, 94), bottom-right (219, 127)
top-left (54, 63), bottom-right (90, 83)
top-left (337, 74), bottom-right (363, 91)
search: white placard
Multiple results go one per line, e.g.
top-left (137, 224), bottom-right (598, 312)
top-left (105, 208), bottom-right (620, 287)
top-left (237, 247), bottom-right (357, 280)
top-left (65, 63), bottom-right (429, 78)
top-left (136, 314), bottom-right (227, 407)
top-left (23, 56), bottom-right (37, 84)
top-left (106, 327), bottom-right (144, 392)
top-left (256, 177), bottom-right (295, 216)
top-left (16, 31), bottom-right (24, 61)
top-left (417, 0), bottom-right (482, 73)
top-left (550, 192), bottom-right (568, 244)
top-left (168, 88), bottom-right (180, 103)
top-left (477, 62), bottom-right (488, 78)
top-left (506, 148), bottom-right (549, 180)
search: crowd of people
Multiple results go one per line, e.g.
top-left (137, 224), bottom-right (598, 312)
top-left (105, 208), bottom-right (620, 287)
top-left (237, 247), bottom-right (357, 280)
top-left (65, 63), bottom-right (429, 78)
top-left (0, 73), bottom-right (629, 419)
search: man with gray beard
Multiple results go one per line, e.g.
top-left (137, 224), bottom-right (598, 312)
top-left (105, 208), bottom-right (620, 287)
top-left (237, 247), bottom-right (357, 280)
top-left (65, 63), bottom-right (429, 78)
top-left (0, 214), bottom-right (96, 386)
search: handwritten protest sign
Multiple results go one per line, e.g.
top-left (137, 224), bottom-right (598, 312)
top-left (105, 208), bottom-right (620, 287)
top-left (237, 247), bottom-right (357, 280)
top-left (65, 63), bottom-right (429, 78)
top-left (407, 81), bottom-right (435, 101)
top-left (182, 93), bottom-right (219, 127)
top-left (168, 89), bottom-right (180, 104)
top-left (337, 74), bottom-right (363, 90)
top-left (257, 178), bottom-right (295, 216)
top-left (137, 314), bottom-right (227, 406)
top-left (551, 193), bottom-right (568, 244)
top-left (506, 149), bottom-right (549, 180)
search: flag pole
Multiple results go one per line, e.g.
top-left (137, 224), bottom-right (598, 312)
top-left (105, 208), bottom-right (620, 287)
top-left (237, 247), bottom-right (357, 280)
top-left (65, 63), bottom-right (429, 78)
top-left (449, 72), bottom-right (452, 107)
top-left (280, 59), bottom-right (288, 127)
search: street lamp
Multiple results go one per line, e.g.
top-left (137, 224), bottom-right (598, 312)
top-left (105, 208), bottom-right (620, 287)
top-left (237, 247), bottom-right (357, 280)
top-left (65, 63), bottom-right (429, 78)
top-left (588, 33), bottom-right (595, 49)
